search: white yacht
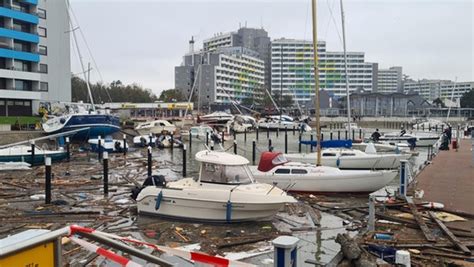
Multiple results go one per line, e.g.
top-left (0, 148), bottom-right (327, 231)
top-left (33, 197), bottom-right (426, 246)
top-left (135, 120), bottom-right (176, 135)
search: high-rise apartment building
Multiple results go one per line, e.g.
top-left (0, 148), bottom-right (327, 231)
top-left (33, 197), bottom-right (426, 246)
top-left (175, 46), bottom-right (264, 110)
top-left (376, 66), bottom-right (402, 93)
top-left (0, 0), bottom-right (70, 116)
top-left (270, 38), bottom-right (375, 102)
top-left (403, 79), bottom-right (473, 102)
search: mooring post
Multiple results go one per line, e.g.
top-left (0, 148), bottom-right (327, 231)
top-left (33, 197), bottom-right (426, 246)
top-left (359, 129), bottom-right (362, 139)
top-left (103, 151), bottom-right (109, 196)
top-left (345, 130), bottom-right (348, 140)
top-left (298, 134), bottom-right (302, 153)
top-left (98, 135), bottom-right (102, 161)
top-left (30, 140), bottom-right (35, 165)
top-left (330, 132), bottom-right (333, 140)
top-left (182, 144), bottom-right (187, 177)
top-left (268, 138), bottom-right (272, 152)
top-left (267, 126), bottom-right (270, 139)
top-left (148, 133), bottom-right (153, 147)
top-left (45, 157), bottom-right (52, 204)
top-left (221, 131), bottom-right (225, 147)
top-left (252, 140), bottom-right (256, 165)
top-left (352, 129), bottom-right (355, 140)
top-left (292, 125), bottom-right (295, 135)
top-left (170, 134), bottom-right (174, 151)
top-left (210, 140), bottom-right (214, 151)
top-left (233, 140), bottom-right (237, 155)
top-left (284, 127), bottom-right (288, 154)
top-left (256, 126), bottom-right (259, 141)
top-left (244, 128), bottom-right (247, 143)
top-left (399, 160), bottom-right (408, 197)
top-left (321, 133), bottom-right (324, 141)
top-left (272, 236), bottom-right (299, 267)
top-left (189, 131), bottom-right (192, 148)
top-left (66, 137), bottom-right (70, 162)
top-left (338, 130), bottom-right (341, 140)
top-left (368, 195), bottom-right (375, 231)
top-left (276, 127), bottom-right (279, 138)
top-left (123, 134), bottom-right (127, 156)
top-left (206, 132), bottom-right (209, 147)
top-left (147, 146), bottom-right (152, 177)
top-left (310, 134), bottom-right (314, 152)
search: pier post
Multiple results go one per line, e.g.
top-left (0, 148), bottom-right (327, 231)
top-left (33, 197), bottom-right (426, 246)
top-left (30, 141), bottom-right (35, 165)
top-left (233, 130), bottom-right (236, 141)
top-left (256, 126), bottom-right (259, 141)
top-left (210, 140), bottom-right (214, 151)
top-left (148, 133), bottom-right (152, 147)
top-left (182, 145), bottom-right (187, 177)
top-left (45, 157), bottom-right (52, 204)
top-left (428, 123), bottom-right (431, 131)
top-left (352, 129), bottom-right (355, 140)
top-left (298, 134), bottom-right (302, 153)
top-left (170, 135), bottom-right (174, 151)
top-left (435, 125), bottom-right (438, 132)
top-left (244, 128), bottom-right (247, 143)
top-left (292, 125), bottom-right (295, 135)
top-left (272, 236), bottom-right (299, 267)
top-left (338, 130), bottom-right (340, 140)
top-left (310, 134), bottom-right (314, 152)
top-left (189, 131), bottom-right (192, 148)
top-left (321, 133), bottom-right (324, 141)
top-left (359, 129), bottom-right (362, 139)
top-left (252, 140), bottom-right (256, 165)
top-left (221, 131), bottom-right (225, 147)
top-left (268, 139), bottom-right (272, 152)
top-left (330, 132), bottom-right (333, 140)
top-left (267, 126), bottom-right (270, 139)
top-left (276, 127), bottom-right (279, 138)
top-left (98, 136), bottom-right (102, 161)
top-left (123, 134), bottom-right (127, 156)
top-left (103, 151), bottom-right (109, 196)
top-left (399, 160), bottom-right (408, 197)
top-left (284, 127), bottom-right (288, 154)
top-left (206, 132), bottom-right (209, 147)
top-left (66, 137), bottom-right (70, 162)
top-left (233, 140), bottom-right (237, 155)
top-left (147, 146), bottom-right (152, 177)
top-left (422, 124), bottom-right (424, 131)
top-left (345, 130), bottom-right (348, 140)
top-left (368, 195), bottom-right (375, 231)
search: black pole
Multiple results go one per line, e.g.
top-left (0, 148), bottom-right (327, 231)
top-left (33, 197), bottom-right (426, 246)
top-left (182, 145), bottom-right (187, 177)
top-left (267, 126), bottom-right (270, 139)
top-left (210, 141), bottom-right (214, 150)
top-left (123, 134), bottom-right (127, 156)
top-left (345, 130), bottom-right (348, 140)
top-left (284, 129), bottom-right (288, 154)
top-left (233, 140), bottom-right (237, 155)
top-left (189, 131), bottom-right (192, 148)
top-left (221, 131), bottom-right (225, 147)
top-left (170, 134), bottom-right (174, 151)
top-left (276, 127), bottom-right (279, 138)
top-left (359, 129), bottom-right (362, 139)
top-left (293, 125), bottom-right (296, 135)
top-left (268, 138), bottom-right (272, 151)
top-left (147, 146), bottom-right (152, 177)
top-left (30, 142), bottom-right (35, 165)
top-left (98, 136), bottom-right (102, 161)
top-left (233, 130), bottom-right (236, 141)
top-left (330, 132), bottom-right (333, 140)
top-left (66, 137), bottom-right (70, 162)
top-left (45, 157), bottom-right (51, 204)
top-left (310, 134), bottom-right (314, 152)
top-left (206, 132), bottom-right (209, 146)
top-left (103, 151), bottom-right (109, 196)
top-left (352, 129), bottom-right (355, 140)
top-left (321, 133), bottom-right (324, 141)
top-left (256, 126), bottom-right (259, 141)
top-left (149, 134), bottom-right (153, 147)
top-left (244, 128), bottom-right (247, 143)
top-left (338, 130), bottom-right (340, 140)
top-left (298, 134), bottom-right (302, 153)
top-left (252, 140), bottom-right (256, 165)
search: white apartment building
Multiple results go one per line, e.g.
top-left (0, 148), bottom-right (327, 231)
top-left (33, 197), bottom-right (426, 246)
top-left (0, 0), bottom-right (70, 116)
top-left (404, 80), bottom-right (473, 102)
top-left (271, 38), bottom-right (375, 102)
top-left (377, 66), bottom-right (402, 93)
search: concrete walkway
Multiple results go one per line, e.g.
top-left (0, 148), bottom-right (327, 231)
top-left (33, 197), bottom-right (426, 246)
top-left (416, 138), bottom-right (474, 213)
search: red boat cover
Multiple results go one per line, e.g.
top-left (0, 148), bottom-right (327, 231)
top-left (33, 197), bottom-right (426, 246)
top-left (257, 152), bottom-right (289, 172)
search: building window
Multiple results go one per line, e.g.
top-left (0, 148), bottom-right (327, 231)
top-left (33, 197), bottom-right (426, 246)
top-left (39, 45), bottom-right (47, 55)
top-left (37, 8), bottom-right (46, 19)
top-left (38, 27), bottom-right (47, 37)
top-left (39, 63), bottom-right (48, 73)
top-left (40, 82), bottom-right (48, 91)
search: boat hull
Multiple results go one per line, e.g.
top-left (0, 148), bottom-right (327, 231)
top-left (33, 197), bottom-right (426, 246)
top-left (284, 153), bottom-right (411, 169)
top-left (43, 114), bottom-right (121, 139)
top-left (0, 152), bottom-right (67, 166)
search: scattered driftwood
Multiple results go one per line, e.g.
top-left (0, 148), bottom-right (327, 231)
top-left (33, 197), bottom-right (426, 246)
top-left (428, 211), bottom-right (472, 255)
top-left (335, 233), bottom-right (376, 267)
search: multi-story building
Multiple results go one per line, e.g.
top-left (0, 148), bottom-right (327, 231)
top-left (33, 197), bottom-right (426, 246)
top-left (376, 66), bottom-right (402, 93)
top-left (403, 79), bottom-right (473, 102)
top-left (0, 0), bottom-right (70, 116)
top-left (175, 46), bottom-right (265, 110)
top-left (270, 38), bottom-right (375, 102)
top-left (203, 27), bottom-right (271, 89)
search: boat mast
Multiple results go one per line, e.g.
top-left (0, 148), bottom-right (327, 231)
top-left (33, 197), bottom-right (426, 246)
top-left (67, 2), bottom-right (95, 111)
top-left (340, 0), bottom-right (351, 132)
top-left (446, 77), bottom-right (457, 124)
top-left (311, 0), bottom-right (322, 166)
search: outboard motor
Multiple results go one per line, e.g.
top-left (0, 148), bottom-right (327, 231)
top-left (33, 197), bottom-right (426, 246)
top-left (131, 175), bottom-right (166, 200)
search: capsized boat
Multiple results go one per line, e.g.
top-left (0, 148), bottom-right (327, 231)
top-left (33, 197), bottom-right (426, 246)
top-left (135, 150), bottom-right (296, 222)
top-left (250, 152), bottom-right (398, 193)
top-left (284, 147), bottom-right (411, 169)
top-left (0, 145), bottom-right (67, 165)
top-left (135, 120), bottom-right (176, 135)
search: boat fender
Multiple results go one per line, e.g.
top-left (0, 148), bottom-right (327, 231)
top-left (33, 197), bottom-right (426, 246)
top-left (226, 200), bottom-right (232, 223)
top-left (155, 190), bottom-right (163, 210)
top-left (336, 157), bottom-right (341, 167)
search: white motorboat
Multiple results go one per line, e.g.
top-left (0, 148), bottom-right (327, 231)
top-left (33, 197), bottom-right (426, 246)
top-left (413, 119), bottom-right (446, 131)
top-left (135, 150), bottom-right (296, 222)
top-left (135, 120), bottom-right (176, 135)
top-left (352, 142), bottom-right (410, 153)
top-left (88, 136), bottom-right (128, 153)
top-left (284, 147), bottom-right (411, 169)
top-left (0, 162), bottom-right (31, 171)
top-left (250, 152), bottom-right (398, 193)
top-left (0, 145), bottom-right (67, 165)
top-left (379, 131), bottom-right (440, 147)
top-left (198, 112), bottom-right (234, 124)
top-left (257, 116), bottom-right (311, 132)
top-left (181, 125), bottom-right (214, 141)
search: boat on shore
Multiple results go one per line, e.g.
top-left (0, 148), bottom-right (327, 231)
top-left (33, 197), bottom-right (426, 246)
top-left (251, 152), bottom-right (398, 193)
top-left (135, 150), bottom-right (296, 222)
top-left (0, 145), bottom-right (67, 165)
top-left (198, 112), bottom-right (234, 124)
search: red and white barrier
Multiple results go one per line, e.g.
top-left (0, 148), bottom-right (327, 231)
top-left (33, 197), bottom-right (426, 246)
top-left (68, 225), bottom-right (255, 267)
top-left (69, 236), bottom-right (142, 267)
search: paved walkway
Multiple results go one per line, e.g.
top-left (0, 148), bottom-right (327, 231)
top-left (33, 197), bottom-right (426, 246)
top-left (416, 138), bottom-right (474, 213)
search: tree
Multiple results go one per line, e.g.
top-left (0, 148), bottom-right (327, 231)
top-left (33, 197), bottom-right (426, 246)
top-left (432, 98), bottom-right (446, 108)
top-left (158, 89), bottom-right (186, 102)
top-left (460, 89), bottom-right (474, 108)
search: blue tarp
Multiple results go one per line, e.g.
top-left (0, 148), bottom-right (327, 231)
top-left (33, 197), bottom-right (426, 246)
top-left (300, 139), bottom-right (352, 148)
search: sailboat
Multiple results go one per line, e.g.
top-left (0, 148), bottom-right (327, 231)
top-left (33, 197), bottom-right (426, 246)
top-left (253, 0), bottom-right (397, 192)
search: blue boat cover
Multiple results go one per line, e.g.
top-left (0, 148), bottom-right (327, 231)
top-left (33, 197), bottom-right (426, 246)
top-left (300, 139), bottom-right (352, 148)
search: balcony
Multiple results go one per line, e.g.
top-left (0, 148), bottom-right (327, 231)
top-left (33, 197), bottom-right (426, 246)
top-left (0, 47), bottom-right (39, 62)
top-left (0, 6), bottom-right (38, 24)
top-left (0, 27), bottom-right (38, 43)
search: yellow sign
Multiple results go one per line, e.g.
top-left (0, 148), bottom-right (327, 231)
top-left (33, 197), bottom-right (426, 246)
top-left (121, 103), bottom-right (137, 108)
top-left (0, 242), bottom-right (54, 267)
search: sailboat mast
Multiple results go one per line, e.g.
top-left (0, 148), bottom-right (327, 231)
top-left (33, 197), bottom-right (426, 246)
top-left (311, 0), bottom-right (322, 166)
top-left (340, 0), bottom-right (351, 132)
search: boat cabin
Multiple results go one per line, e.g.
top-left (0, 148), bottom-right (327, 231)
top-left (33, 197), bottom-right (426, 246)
top-left (195, 150), bottom-right (254, 185)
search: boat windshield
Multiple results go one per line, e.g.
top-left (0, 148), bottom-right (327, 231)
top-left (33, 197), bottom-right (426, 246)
top-left (199, 163), bottom-right (252, 185)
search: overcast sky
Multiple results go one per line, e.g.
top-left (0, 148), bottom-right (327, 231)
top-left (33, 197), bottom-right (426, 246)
top-left (69, 0), bottom-right (473, 96)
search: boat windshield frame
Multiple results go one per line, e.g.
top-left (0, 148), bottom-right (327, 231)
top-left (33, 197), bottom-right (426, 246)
top-left (197, 163), bottom-right (255, 185)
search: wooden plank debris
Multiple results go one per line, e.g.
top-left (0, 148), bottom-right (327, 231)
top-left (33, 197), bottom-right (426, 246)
top-left (428, 211), bottom-right (472, 255)
top-left (405, 197), bottom-right (436, 242)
